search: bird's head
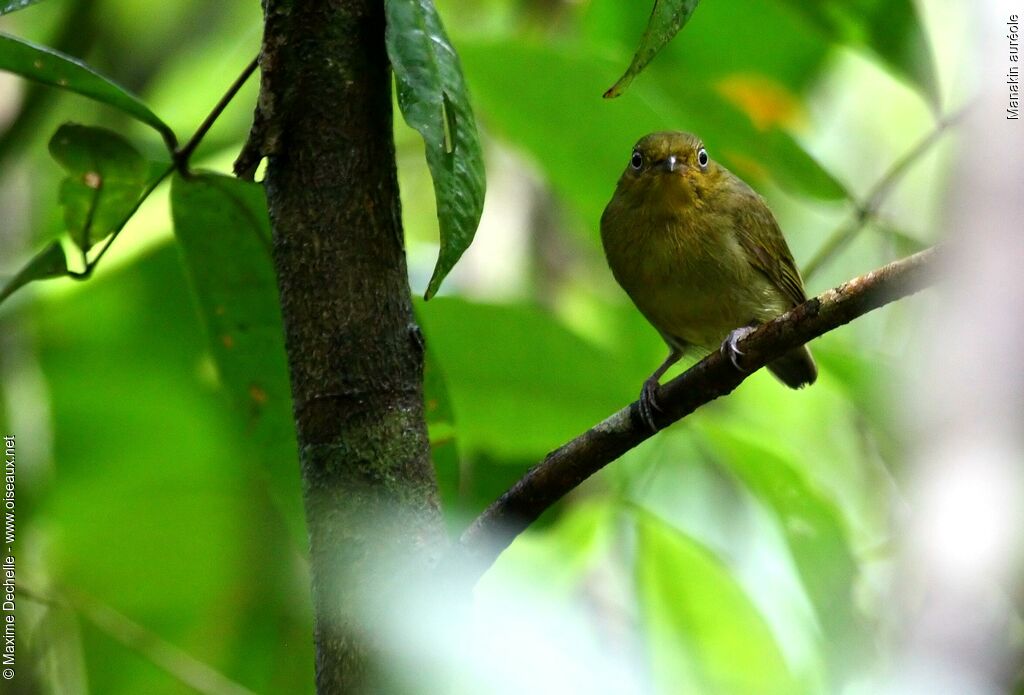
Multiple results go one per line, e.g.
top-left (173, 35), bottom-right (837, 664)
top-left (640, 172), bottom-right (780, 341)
top-left (613, 131), bottom-right (719, 211)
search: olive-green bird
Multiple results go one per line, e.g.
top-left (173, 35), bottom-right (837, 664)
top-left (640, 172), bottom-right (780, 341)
top-left (601, 131), bottom-right (816, 430)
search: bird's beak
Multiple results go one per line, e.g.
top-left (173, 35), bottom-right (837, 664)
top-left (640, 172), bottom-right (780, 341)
top-left (658, 155), bottom-right (680, 173)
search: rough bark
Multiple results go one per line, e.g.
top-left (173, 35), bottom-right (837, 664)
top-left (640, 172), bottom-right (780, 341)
top-left (249, 1), bottom-right (445, 692)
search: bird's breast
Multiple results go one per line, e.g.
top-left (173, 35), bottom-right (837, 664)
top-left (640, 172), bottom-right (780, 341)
top-left (602, 206), bottom-right (788, 349)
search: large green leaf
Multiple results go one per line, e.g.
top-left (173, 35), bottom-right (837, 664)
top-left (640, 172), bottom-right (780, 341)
top-left (48, 124), bottom-right (150, 252)
top-left (21, 246), bottom-right (312, 694)
top-left (0, 0), bottom-right (45, 15)
top-left (777, 0), bottom-right (939, 105)
top-left (582, 0), bottom-right (833, 93)
top-left (697, 424), bottom-right (868, 682)
top-left (633, 509), bottom-right (801, 695)
top-left (480, 498), bottom-right (616, 595)
top-left (169, 172), bottom-right (304, 543)
top-left (604, 0), bottom-right (703, 98)
top-left (0, 32), bottom-right (176, 147)
top-left (459, 40), bottom-right (846, 238)
top-left (415, 297), bottom-right (636, 460)
top-left (812, 341), bottom-right (901, 462)
top-left (385, 0), bottom-right (486, 299)
top-left (0, 239), bottom-right (68, 305)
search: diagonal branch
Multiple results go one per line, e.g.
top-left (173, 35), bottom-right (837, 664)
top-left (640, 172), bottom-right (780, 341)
top-left (804, 108), bottom-right (964, 280)
top-left (173, 54), bottom-right (259, 175)
top-left (457, 247), bottom-right (939, 575)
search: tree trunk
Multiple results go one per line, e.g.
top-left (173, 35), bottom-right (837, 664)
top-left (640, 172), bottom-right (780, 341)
top-left (253, 1), bottom-right (445, 691)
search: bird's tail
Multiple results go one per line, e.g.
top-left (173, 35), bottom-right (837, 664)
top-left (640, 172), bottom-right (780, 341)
top-left (767, 345), bottom-right (817, 389)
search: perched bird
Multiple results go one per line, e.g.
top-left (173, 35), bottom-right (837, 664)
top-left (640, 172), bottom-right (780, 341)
top-left (600, 131), bottom-right (816, 430)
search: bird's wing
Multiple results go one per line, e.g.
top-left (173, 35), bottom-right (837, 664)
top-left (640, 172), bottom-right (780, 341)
top-left (729, 185), bottom-right (807, 307)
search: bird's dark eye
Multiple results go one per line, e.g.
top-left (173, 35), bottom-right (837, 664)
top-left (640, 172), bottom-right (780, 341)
top-left (630, 150), bottom-right (644, 171)
top-left (697, 147), bottom-right (709, 168)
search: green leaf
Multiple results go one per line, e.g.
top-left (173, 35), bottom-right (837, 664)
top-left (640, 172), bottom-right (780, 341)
top-left (384, 0), bottom-right (486, 299)
top-left (48, 124), bottom-right (150, 252)
top-left (812, 341), bottom-right (901, 459)
top-left (456, 452), bottom-right (542, 528)
top-left (170, 172), bottom-right (304, 544)
top-left (603, 0), bottom-right (702, 98)
top-left (583, 0), bottom-right (833, 93)
top-left (169, 174), bottom-right (281, 397)
top-left (415, 297), bottom-right (636, 460)
top-left (0, 240), bottom-right (68, 305)
top-left (459, 40), bottom-right (846, 236)
top-left (777, 0), bottom-right (939, 105)
top-left (651, 70), bottom-right (849, 201)
top-left (0, 32), bottom-right (176, 147)
top-left (21, 245), bottom-right (312, 692)
top-left (697, 424), bottom-right (868, 681)
top-left (481, 499), bottom-right (615, 593)
top-left (0, 0), bottom-right (45, 15)
top-left (422, 336), bottom-right (461, 523)
top-left (633, 508), bottom-right (801, 695)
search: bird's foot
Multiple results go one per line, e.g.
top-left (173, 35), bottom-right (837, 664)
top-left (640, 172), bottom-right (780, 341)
top-left (638, 377), bottom-right (663, 433)
top-left (721, 325), bottom-right (757, 372)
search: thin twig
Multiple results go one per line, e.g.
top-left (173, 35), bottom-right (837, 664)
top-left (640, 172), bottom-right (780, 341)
top-left (803, 110), bottom-right (965, 280)
top-left (174, 55), bottom-right (260, 175)
top-left (78, 175), bottom-right (102, 268)
top-left (456, 247), bottom-right (939, 577)
top-left (20, 584), bottom-right (257, 695)
top-left (70, 55), bottom-right (259, 279)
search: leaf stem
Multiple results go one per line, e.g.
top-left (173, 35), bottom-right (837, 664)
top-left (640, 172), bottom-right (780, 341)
top-left (72, 55), bottom-right (260, 279)
top-left (173, 54), bottom-right (259, 175)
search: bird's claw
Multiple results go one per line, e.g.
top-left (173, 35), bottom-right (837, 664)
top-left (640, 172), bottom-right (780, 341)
top-left (638, 378), bottom-right (663, 432)
top-left (721, 325), bottom-right (756, 372)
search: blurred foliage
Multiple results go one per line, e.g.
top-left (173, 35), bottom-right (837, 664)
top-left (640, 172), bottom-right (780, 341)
top-left (0, 0), bottom-right (956, 693)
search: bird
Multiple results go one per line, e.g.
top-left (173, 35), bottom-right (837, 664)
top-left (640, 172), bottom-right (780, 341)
top-left (600, 131), bottom-right (816, 431)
